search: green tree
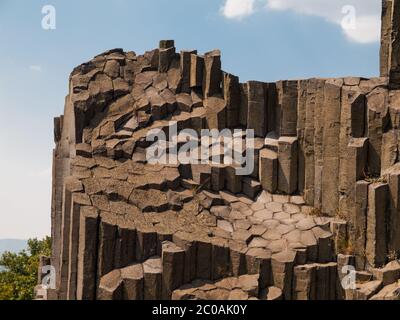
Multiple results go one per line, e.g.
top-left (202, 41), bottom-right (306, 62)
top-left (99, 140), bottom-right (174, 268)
top-left (0, 237), bottom-right (51, 300)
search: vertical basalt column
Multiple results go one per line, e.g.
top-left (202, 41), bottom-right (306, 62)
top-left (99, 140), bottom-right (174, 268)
top-left (339, 138), bottom-right (368, 222)
top-left (67, 194), bottom-right (89, 300)
top-left (161, 241), bottom-right (185, 300)
top-left (313, 79), bottom-right (326, 209)
top-left (321, 79), bottom-right (342, 216)
top-left (114, 219), bottom-right (137, 269)
top-left (58, 187), bottom-right (73, 300)
top-left (76, 206), bottom-right (99, 300)
top-left (276, 80), bottom-right (298, 137)
top-left (180, 50), bottom-right (197, 93)
top-left (271, 251), bottom-right (296, 300)
top-left (390, 1), bottom-right (400, 88)
top-left (380, 0), bottom-right (400, 88)
top-left (354, 181), bottom-right (370, 270)
top-left (51, 156), bottom-right (70, 298)
top-left (196, 239), bottom-right (212, 280)
top-left (259, 149), bottom-right (278, 193)
top-left (239, 83), bottom-right (249, 128)
top-left (136, 224), bottom-right (158, 262)
top-left (339, 87), bottom-right (366, 192)
top-left (121, 264), bottom-right (144, 300)
top-left (211, 238), bottom-right (230, 280)
top-left (297, 80), bottom-right (308, 194)
top-left (247, 81), bottom-right (267, 137)
top-left (229, 241), bottom-right (247, 277)
top-left (173, 231), bottom-right (197, 284)
top-left (386, 166), bottom-right (400, 255)
top-left (381, 0), bottom-right (393, 77)
top-left (303, 79), bottom-right (317, 205)
top-left (159, 40), bottom-right (176, 73)
top-left (366, 182), bottom-right (389, 268)
top-left (190, 54), bottom-right (204, 88)
top-left (366, 87), bottom-right (388, 176)
top-left (278, 137), bottom-right (298, 195)
top-left (143, 257), bottom-right (162, 300)
top-left (97, 213), bottom-right (117, 287)
top-left (293, 264), bottom-right (316, 300)
top-left (314, 263), bottom-right (337, 300)
top-left (245, 248), bottom-right (272, 289)
top-left (203, 49), bottom-right (222, 98)
top-left (223, 72), bottom-right (240, 128)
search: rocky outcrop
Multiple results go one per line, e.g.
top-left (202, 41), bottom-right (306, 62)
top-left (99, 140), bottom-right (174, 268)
top-left (42, 1), bottom-right (400, 300)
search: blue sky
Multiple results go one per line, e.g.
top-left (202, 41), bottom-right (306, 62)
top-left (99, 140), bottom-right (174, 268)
top-left (0, 0), bottom-right (381, 239)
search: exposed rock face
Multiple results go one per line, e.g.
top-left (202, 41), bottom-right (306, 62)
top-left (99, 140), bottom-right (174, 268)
top-left (44, 1), bottom-right (400, 300)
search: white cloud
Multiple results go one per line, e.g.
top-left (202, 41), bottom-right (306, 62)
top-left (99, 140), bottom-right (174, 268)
top-left (29, 65), bottom-right (42, 72)
top-left (221, 0), bottom-right (381, 44)
top-left (221, 0), bottom-right (255, 20)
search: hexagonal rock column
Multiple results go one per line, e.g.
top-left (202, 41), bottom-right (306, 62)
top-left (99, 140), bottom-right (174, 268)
top-left (203, 50), bottom-right (222, 98)
top-left (120, 264), bottom-right (145, 300)
top-left (276, 80), bottom-right (298, 137)
top-left (293, 262), bottom-right (337, 300)
top-left (293, 264), bottom-right (316, 300)
top-left (190, 54), bottom-right (204, 88)
top-left (381, 0), bottom-right (400, 89)
top-left (321, 79), bottom-right (342, 216)
top-left (271, 250), bottom-right (297, 300)
top-left (180, 50), bottom-right (197, 93)
top-left (366, 182), bottom-right (389, 268)
top-left (277, 137), bottom-right (298, 195)
top-left (259, 149), bottom-right (278, 193)
top-left (143, 257), bottom-right (162, 300)
top-left (97, 263), bottom-right (144, 300)
top-left (173, 231), bottom-right (197, 283)
top-left (371, 260), bottom-right (400, 287)
top-left (245, 248), bottom-right (272, 289)
top-left (385, 164), bottom-right (400, 254)
top-left (223, 72), bottom-right (240, 128)
top-left (366, 87), bottom-right (389, 176)
top-left (76, 206), bottom-right (99, 300)
top-left (161, 241), bottom-right (185, 299)
top-left (97, 269), bottom-right (123, 300)
top-left (353, 180), bottom-right (370, 269)
top-left (339, 137), bottom-right (368, 221)
top-left (159, 40), bottom-right (176, 73)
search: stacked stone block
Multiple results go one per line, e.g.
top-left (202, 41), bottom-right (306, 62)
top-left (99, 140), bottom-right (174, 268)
top-left (46, 3), bottom-right (400, 299)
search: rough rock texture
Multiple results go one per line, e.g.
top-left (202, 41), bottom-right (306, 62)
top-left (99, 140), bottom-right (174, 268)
top-left (43, 2), bottom-right (400, 300)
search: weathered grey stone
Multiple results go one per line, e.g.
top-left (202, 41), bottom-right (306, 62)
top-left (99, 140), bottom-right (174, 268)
top-left (371, 261), bottom-right (400, 286)
top-left (278, 137), bottom-right (298, 194)
top-left (321, 80), bottom-right (342, 215)
top-left (271, 250), bottom-right (296, 300)
top-left (353, 181), bottom-right (370, 269)
top-left (120, 263), bottom-right (144, 300)
top-left (97, 269), bottom-right (122, 300)
top-left (203, 50), bottom-right (222, 98)
top-left (276, 80), bottom-right (298, 136)
top-left (223, 72), bottom-right (240, 128)
top-left (259, 149), bottom-right (278, 193)
top-left (180, 50), bottom-right (197, 93)
top-left (366, 183), bottom-right (389, 268)
top-left (143, 257), bottom-right (162, 300)
top-left (247, 81), bottom-right (267, 137)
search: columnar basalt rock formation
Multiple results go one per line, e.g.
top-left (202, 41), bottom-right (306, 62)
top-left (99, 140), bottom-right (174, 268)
top-left (43, 1), bottom-right (400, 300)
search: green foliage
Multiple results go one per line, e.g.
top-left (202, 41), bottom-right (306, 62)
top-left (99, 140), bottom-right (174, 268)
top-left (0, 236), bottom-right (51, 300)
